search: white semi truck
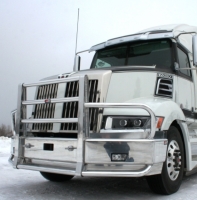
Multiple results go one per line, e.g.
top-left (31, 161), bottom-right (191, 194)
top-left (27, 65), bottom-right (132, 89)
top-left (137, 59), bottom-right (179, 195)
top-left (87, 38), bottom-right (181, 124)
top-left (9, 24), bottom-right (197, 194)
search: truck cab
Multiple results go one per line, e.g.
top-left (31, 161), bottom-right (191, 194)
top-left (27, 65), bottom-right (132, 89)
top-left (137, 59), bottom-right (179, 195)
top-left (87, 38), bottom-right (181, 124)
top-left (9, 24), bottom-right (197, 195)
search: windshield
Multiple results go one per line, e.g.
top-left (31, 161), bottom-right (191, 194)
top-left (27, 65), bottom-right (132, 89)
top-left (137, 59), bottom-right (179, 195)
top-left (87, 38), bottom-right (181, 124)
top-left (91, 39), bottom-right (172, 69)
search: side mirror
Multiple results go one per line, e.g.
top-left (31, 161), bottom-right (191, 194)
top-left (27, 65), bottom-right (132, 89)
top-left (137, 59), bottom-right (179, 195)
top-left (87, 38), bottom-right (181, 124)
top-left (73, 55), bottom-right (81, 72)
top-left (192, 35), bottom-right (197, 66)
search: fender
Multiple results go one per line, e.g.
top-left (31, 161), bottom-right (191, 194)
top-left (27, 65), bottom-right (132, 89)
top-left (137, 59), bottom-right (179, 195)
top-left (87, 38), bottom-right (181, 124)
top-left (104, 97), bottom-right (192, 170)
top-left (104, 97), bottom-right (186, 130)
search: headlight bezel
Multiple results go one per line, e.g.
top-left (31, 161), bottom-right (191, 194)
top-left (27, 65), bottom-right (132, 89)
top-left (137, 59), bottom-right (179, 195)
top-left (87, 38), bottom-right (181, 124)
top-left (103, 115), bottom-right (164, 130)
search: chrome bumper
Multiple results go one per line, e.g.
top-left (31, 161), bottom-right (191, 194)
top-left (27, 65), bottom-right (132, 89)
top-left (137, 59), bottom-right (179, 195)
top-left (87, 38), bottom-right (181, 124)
top-left (9, 137), bottom-right (167, 177)
top-left (82, 165), bottom-right (152, 177)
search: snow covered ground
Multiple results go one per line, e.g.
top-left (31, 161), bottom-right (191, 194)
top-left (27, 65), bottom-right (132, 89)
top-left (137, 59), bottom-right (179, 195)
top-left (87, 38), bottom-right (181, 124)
top-left (1, 137), bottom-right (197, 199)
top-left (0, 136), bottom-right (11, 154)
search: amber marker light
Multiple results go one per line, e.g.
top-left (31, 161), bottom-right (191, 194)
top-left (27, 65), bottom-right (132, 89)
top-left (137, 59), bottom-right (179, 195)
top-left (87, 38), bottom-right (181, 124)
top-left (156, 117), bottom-right (164, 128)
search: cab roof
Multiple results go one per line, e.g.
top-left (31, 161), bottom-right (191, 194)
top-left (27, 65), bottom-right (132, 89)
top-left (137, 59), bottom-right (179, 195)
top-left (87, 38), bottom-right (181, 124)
top-left (89, 24), bottom-right (197, 52)
top-left (138, 24), bottom-right (197, 36)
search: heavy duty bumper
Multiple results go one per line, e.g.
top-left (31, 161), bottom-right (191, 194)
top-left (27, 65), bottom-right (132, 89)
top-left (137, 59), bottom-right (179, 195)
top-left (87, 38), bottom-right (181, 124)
top-left (9, 75), bottom-right (167, 177)
top-left (9, 137), bottom-right (167, 177)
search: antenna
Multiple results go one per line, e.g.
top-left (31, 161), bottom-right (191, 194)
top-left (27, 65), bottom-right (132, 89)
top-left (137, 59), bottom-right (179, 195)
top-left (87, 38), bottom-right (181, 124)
top-left (75, 8), bottom-right (80, 55)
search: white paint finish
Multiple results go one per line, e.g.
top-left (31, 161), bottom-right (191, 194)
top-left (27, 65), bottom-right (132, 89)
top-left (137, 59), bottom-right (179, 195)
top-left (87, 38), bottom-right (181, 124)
top-left (189, 57), bottom-right (197, 130)
top-left (53, 83), bottom-right (67, 132)
top-left (178, 34), bottom-right (193, 53)
top-left (106, 71), bottom-right (157, 103)
top-left (189, 54), bottom-right (197, 110)
top-left (138, 24), bottom-right (197, 38)
top-left (176, 77), bottom-right (192, 111)
top-left (104, 71), bottom-right (186, 131)
top-left (72, 69), bottom-right (112, 103)
top-left (91, 24), bottom-right (197, 52)
top-left (104, 96), bottom-right (185, 130)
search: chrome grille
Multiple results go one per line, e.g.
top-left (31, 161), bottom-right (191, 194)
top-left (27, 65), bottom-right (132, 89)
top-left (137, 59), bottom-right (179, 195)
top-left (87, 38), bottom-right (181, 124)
top-left (89, 80), bottom-right (99, 131)
top-left (60, 80), bottom-right (99, 131)
top-left (61, 81), bottom-right (79, 131)
top-left (32, 84), bottom-right (58, 131)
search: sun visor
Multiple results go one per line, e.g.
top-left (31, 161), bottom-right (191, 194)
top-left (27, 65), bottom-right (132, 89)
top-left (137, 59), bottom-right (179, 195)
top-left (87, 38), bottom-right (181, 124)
top-left (89, 32), bottom-right (174, 52)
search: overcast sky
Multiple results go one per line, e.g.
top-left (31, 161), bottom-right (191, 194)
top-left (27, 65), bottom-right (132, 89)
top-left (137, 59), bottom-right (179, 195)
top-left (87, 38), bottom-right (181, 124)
top-left (1, 0), bottom-right (197, 125)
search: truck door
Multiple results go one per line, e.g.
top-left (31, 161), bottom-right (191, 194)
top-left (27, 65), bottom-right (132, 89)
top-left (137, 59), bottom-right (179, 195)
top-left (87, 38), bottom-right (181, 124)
top-left (176, 46), bottom-right (194, 124)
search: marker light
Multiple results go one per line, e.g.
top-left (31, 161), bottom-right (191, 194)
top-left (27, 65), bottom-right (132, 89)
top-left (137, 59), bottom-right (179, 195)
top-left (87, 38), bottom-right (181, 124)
top-left (156, 117), bottom-right (164, 129)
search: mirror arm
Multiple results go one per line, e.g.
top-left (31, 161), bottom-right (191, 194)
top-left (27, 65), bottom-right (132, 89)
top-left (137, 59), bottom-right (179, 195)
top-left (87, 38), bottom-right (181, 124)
top-left (76, 49), bottom-right (89, 55)
top-left (174, 62), bottom-right (197, 71)
top-left (73, 55), bottom-right (81, 72)
top-left (73, 49), bottom-right (90, 72)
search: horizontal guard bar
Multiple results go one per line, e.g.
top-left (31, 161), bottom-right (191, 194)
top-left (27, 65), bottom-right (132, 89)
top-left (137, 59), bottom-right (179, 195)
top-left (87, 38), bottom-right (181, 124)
top-left (100, 129), bottom-right (145, 134)
top-left (86, 138), bottom-right (167, 142)
top-left (21, 118), bottom-right (78, 123)
top-left (85, 102), bottom-right (154, 109)
top-left (23, 76), bottom-right (79, 87)
top-left (17, 165), bottom-right (76, 175)
top-left (82, 165), bottom-right (152, 177)
top-left (22, 97), bottom-right (79, 105)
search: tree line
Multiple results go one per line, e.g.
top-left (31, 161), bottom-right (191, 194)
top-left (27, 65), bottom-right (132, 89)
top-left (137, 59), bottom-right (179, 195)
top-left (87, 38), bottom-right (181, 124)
top-left (0, 124), bottom-right (13, 137)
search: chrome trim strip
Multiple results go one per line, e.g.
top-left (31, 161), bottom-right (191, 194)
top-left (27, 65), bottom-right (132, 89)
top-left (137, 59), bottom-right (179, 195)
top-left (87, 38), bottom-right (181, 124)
top-left (26, 137), bottom-right (77, 141)
top-left (23, 77), bottom-right (79, 87)
top-left (85, 103), bottom-right (156, 139)
top-left (21, 118), bottom-right (78, 123)
top-left (100, 129), bottom-right (145, 134)
top-left (22, 97), bottom-right (79, 105)
top-left (17, 165), bottom-right (76, 175)
top-left (82, 165), bottom-right (152, 177)
top-left (85, 138), bottom-right (167, 142)
top-left (31, 158), bottom-right (76, 168)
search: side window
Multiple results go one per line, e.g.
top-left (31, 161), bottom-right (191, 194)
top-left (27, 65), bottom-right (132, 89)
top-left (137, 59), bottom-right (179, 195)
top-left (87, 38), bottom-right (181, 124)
top-left (177, 48), bottom-right (191, 77)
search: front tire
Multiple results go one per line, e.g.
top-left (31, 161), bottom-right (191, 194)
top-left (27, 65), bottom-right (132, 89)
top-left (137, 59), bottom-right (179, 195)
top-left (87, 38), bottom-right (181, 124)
top-left (146, 126), bottom-right (184, 195)
top-left (40, 172), bottom-right (74, 182)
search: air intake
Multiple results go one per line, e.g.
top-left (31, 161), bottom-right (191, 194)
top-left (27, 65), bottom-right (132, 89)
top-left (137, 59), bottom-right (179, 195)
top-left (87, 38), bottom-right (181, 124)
top-left (155, 78), bottom-right (173, 97)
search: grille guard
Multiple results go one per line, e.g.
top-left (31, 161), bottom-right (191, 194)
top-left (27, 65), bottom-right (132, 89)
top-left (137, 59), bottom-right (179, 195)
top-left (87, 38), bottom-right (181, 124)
top-left (11, 74), bottom-right (157, 174)
top-left (13, 74), bottom-right (156, 138)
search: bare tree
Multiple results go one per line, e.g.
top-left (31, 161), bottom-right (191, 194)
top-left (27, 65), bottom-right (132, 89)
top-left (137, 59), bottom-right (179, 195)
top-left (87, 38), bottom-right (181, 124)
top-left (0, 124), bottom-right (13, 137)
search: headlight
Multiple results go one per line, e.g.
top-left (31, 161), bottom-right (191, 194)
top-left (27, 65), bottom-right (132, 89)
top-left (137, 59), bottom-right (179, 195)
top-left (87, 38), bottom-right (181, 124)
top-left (105, 116), bottom-right (150, 130)
top-left (104, 116), bottom-right (164, 130)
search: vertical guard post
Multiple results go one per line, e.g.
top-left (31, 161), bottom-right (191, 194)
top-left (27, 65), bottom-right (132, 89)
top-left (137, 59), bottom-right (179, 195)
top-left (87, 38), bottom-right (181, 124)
top-left (14, 84), bottom-right (25, 167)
top-left (76, 75), bottom-right (88, 176)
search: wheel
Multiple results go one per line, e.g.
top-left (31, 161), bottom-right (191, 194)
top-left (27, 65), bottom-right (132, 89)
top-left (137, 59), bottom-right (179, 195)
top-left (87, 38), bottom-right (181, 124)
top-left (146, 126), bottom-right (184, 195)
top-left (40, 172), bottom-right (74, 182)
